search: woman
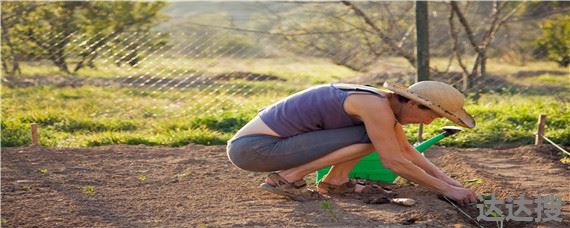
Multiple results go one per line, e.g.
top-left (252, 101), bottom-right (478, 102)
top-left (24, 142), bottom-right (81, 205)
top-left (226, 81), bottom-right (478, 204)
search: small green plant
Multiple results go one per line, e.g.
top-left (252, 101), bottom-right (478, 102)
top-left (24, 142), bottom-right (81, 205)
top-left (319, 200), bottom-right (338, 221)
top-left (196, 224), bottom-right (208, 228)
top-left (20, 184), bottom-right (32, 191)
top-left (464, 178), bottom-right (483, 187)
top-left (37, 168), bottom-right (49, 174)
top-left (172, 172), bottom-right (190, 181)
top-left (84, 186), bottom-right (95, 194)
top-left (481, 194), bottom-right (504, 228)
top-left (1, 217), bottom-right (8, 225)
top-left (138, 175), bottom-right (147, 182)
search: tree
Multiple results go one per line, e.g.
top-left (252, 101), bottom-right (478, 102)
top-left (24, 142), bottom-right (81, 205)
top-left (266, 2), bottom-right (416, 72)
top-left (448, 1), bottom-right (522, 90)
top-left (0, 1), bottom-right (167, 76)
top-left (1, 2), bottom-right (40, 75)
top-left (535, 15), bottom-right (570, 67)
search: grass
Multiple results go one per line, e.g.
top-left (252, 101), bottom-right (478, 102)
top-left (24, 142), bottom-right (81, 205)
top-left (15, 56), bottom-right (359, 84)
top-left (404, 93), bottom-right (570, 147)
top-left (429, 57), bottom-right (567, 75)
top-left (2, 57), bottom-right (569, 148)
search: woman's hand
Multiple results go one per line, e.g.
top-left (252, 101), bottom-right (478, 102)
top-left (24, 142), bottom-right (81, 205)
top-left (440, 175), bottom-right (464, 188)
top-left (444, 185), bottom-right (478, 206)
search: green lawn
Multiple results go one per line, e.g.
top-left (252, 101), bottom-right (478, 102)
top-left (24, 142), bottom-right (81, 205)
top-left (2, 57), bottom-right (569, 148)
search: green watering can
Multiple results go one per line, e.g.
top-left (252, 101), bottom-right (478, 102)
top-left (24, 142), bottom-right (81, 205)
top-left (316, 126), bottom-right (462, 183)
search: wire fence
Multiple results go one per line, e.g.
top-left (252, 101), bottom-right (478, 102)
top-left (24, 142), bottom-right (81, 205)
top-left (3, 1), bottom-right (570, 122)
top-left (6, 26), bottom-right (564, 118)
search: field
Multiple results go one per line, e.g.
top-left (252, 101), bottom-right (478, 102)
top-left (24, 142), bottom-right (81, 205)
top-left (3, 58), bottom-right (569, 148)
top-left (2, 57), bottom-right (570, 227)
top-left (1, 144), bottom-right (569, 227)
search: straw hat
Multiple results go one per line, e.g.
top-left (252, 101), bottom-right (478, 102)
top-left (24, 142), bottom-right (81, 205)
top-left (383, 81), bottom-right (476, 128)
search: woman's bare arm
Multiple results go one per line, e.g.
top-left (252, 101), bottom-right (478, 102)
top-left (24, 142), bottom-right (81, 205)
top-left (345, 95), bottom-right (452, 194)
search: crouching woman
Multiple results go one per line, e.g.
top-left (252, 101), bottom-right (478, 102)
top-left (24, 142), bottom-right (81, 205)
top-left (226, 81), bottom-right (478, 204)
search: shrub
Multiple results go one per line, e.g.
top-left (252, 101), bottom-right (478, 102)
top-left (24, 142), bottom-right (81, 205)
top-left (534, 15), bottom-right (570, 67)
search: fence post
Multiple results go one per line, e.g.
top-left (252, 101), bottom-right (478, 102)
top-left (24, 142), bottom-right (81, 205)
top-left (31, 123), bottom-right (39, 146)
top-left (415, 1), bottom-right (429, 142)
top-left (535, 114), bottom-right (546, 145)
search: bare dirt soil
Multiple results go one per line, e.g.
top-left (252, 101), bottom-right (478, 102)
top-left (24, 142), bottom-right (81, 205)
top-left (2, 144), bottom-right (569, 227)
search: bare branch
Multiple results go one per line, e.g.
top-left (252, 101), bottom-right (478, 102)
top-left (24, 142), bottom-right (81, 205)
top-left (341, 1), bottom-right (416, 67)
top-left (448, 6), bottom-right (469, 76)
top-left (185, 21), bottom-right (356, 36)
top-left (450, 1), bottom-right (482, 56)
top-left (330, 15), bottom-right (375, 35)
top-left (397, 24), bottom-right (415, 49)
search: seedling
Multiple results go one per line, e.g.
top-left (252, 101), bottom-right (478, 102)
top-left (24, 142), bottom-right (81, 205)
top-left (20, 184), bottom-right (32, 191)
top-left (464, 178), bottom-right (483, 187)
top-left (1, 217), bottom-right (8, 225)
top-left (84, 186), bottom-right (95, 194)
top-left (481, 194), bottom-right (504, 228)
top-left (319, 200), bottom-right (338, 221)
top-left (171, 172), bottom-right (191, 183)
top-left (138, 175), bottom-right (147, 182)
top-left (37, 168), bottom-right (48, 174)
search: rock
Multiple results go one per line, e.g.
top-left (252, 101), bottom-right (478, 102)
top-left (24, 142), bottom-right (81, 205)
top-left (390, 198), bottom-right (416, 206)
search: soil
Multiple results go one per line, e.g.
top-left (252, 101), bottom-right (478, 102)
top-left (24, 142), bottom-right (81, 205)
top-left (2, 144), bottom-right (569, 227)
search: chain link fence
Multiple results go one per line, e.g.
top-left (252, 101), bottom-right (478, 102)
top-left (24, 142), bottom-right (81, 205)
top-left (7, 26), bottom-right (565, 116)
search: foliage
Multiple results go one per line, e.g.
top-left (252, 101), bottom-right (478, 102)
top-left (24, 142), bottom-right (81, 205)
top-left (1, 1), bottom-right (167, 75)
top-left (404, 93), bottom-right (570, 148)
top-left (3, 84), bottom-right (568, 148)
top-left (534, 15), bottom-right (570, 67)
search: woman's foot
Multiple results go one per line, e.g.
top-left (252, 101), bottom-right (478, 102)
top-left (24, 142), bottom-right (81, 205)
top-left (259, 172), bottom-right (327, 201)
top-left (317, 179), bottom-right (396, 196)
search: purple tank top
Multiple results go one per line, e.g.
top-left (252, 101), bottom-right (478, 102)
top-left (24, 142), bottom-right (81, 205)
top-left (259, 84), bottom-right (380, 137)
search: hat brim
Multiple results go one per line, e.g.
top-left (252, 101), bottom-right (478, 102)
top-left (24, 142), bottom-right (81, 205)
top-left (383, 82), bottom-right (476, 128)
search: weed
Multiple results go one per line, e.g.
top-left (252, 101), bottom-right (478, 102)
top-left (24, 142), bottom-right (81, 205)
top-left (37, 168), bottom-right (49, 174)
top-left (464, 178), bottom-right (483, 187)
top-left (480, 194), bottom-right (505, 228)
top-left (170, 172), bottom-right (191, 183)
top-left (84, 186), bottom-right (95, 194)
top-left (319, 200), bottom-right (338, 221)
top-left (138, 175), bottom-right (147, 182)
top-left (1, 217), bottom-right (7, 225)
top-left (20, 184), bottom-right (32, 191)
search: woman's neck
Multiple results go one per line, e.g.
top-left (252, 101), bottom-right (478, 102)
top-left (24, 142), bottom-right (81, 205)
top-left (387, 94), bottom-right (403, 123)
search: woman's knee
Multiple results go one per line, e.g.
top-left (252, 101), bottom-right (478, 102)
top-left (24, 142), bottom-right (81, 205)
top-left (226, 137), bottom-right (281, 172)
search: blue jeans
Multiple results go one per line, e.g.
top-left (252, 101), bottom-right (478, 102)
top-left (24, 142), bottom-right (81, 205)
top-left (226, 125), bottom-right (371, 172)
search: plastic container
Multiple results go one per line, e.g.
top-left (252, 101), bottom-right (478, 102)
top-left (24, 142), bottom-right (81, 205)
top-left (315, 132), bottom-right (447, 183)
